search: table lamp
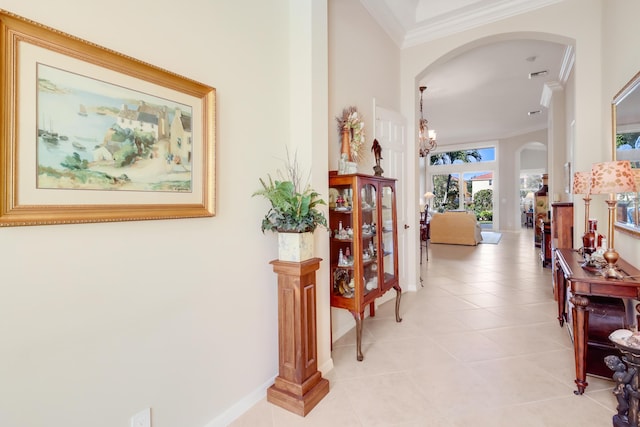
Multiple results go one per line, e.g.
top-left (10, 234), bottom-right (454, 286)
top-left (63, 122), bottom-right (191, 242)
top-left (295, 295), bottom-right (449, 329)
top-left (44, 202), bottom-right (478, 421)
top-left (572, 171), bottom-right (594, 261)
top-left (423, 191), bottom-right (435, 212)
top-left (590, 160), bottom-right (636, 279)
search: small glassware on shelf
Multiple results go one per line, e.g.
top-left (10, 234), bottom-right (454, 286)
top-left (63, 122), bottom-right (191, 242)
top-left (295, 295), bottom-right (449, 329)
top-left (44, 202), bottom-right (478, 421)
top-left (337, 247), bottom-right (353, 266)
top-left (365, 276), bottom-right (378, 291)
top-left (334, 193), bottom-right (351, 211)
top-left (335, 226), bottom-right (351, 240)
top-left (362, 223), bottom-right (371, 235)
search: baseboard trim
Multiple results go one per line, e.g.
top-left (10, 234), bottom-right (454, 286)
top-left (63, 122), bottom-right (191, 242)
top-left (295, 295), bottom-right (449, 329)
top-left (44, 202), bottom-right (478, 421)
top-left (203, 375), bottom-right (275, 427)
top-left (204, 356), bottom-right (335, 427)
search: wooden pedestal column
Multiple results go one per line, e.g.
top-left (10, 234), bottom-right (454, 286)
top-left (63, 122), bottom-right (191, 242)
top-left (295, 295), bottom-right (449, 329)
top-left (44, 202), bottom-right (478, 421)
top-left (268, 258), bottom-right (329, 416)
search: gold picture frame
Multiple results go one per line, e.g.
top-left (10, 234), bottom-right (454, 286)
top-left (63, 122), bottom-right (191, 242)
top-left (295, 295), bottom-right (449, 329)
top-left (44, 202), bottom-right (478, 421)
top-left (612, 69), bottom-right (640, 237)
top-left (0, 10), bottom-right (216, 226)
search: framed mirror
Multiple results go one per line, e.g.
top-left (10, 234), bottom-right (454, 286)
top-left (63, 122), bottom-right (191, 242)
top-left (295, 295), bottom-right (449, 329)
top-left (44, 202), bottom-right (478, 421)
top-left (613, 70), bottom-right (640, 237)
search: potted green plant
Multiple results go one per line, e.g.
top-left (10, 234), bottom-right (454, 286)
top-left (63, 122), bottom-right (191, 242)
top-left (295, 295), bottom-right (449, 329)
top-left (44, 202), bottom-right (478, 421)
top-left (253, 152), bottom-right (327, 261)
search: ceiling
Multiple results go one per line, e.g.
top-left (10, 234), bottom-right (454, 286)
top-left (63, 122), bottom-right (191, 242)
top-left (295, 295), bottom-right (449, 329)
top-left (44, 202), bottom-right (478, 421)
top-left (359, 0), bottom-right (572, 148)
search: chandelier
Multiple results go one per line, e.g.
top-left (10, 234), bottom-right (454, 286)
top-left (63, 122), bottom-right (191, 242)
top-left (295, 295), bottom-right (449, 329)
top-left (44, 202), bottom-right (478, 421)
top-left (418, 86), bottom-right (437, 157)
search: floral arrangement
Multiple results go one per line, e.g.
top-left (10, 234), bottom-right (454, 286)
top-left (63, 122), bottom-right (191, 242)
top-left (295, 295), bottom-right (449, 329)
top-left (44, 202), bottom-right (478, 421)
top-left (336, 106), bottom-right (365, 162)
top-left (252, 150), bottom-right (327, 233)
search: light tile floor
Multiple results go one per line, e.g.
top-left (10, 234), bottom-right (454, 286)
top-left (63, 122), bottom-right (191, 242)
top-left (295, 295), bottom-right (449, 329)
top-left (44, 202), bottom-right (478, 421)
top-left (230, 229), bottom-right (617, 426)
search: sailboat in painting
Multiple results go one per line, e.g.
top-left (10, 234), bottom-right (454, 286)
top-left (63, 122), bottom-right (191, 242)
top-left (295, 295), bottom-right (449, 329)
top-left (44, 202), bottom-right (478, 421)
top-left (39, 115), bottom-right (59, 145)
top-left (78, 104), bottom-right (88, 117)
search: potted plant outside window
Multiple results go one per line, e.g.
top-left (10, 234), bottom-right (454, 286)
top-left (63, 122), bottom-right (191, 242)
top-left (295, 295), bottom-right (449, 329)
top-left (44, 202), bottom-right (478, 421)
top-left (253, 153), bottom-right (327, 262)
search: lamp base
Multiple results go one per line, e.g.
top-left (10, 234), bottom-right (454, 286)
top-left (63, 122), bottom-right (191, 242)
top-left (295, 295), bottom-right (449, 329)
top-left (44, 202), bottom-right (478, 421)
top-left (602, 264), bottom-right (625, 280)
top-left (578, 246), bottom-right (597, 268)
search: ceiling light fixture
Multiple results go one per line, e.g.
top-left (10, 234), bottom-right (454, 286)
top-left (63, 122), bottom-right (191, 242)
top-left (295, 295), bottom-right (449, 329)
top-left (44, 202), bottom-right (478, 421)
top-left (418, 86), bottom-right (436, 157)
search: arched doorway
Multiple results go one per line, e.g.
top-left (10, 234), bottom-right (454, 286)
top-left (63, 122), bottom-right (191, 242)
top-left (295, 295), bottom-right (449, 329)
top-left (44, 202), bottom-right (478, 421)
top-left (415, 33), bottom-right (573, 232)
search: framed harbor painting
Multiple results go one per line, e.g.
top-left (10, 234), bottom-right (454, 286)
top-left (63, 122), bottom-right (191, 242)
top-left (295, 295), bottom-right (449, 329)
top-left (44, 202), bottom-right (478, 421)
top-left (0, 10), bottom-right (216, 226)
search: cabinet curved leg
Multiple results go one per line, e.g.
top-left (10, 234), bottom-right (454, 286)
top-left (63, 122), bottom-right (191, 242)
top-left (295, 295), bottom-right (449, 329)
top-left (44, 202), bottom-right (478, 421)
top-left (394, 284), bottom-right (403, 323)
top-left (351, 311), bottom-right (364, 361)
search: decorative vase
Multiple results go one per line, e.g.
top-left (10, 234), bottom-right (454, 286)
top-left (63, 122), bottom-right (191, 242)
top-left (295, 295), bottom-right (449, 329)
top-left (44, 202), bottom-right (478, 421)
top-left (340, 127), bottom-right (351, 162)
top-left (582, 219), bottom-right (597, 258)
top-left (338, 126), bottom-right (358, 175)
top-left (278, 232), bottom-right (313, 262)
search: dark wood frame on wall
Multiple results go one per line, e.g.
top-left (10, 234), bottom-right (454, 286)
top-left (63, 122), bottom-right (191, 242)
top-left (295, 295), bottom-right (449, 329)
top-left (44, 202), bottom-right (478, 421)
top-left (0, 10), bottom-right (216, 227)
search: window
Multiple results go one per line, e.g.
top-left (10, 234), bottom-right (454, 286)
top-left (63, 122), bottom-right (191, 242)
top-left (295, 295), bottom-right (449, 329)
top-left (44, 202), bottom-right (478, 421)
top-left (430, 147), bottom-right (495, 165)
top-left (426, 144), bottom-right (497, 225)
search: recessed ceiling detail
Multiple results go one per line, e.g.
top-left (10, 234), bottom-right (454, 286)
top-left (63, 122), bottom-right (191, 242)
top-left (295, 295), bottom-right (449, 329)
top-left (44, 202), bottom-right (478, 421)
top-left (356, 0), bottom-right (574, 146)
top-left (359, 0), bottom-right (564, 48)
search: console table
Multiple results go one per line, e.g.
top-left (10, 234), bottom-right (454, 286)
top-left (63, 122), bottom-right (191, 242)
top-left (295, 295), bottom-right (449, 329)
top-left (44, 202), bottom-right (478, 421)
top-left (554, 248), bottom-right (640, 395)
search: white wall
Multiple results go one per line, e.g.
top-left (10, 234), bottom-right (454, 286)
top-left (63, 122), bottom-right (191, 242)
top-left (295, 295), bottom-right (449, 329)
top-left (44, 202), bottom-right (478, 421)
top-left (328, 0), bottom-right (401, 170)
top-left (0, 1), bottom-right (330, 426)
top-left (602, 0), bottom-right (640, 267)
top-left (521, 148), bottom-right (547, 170)
top-left (328, 0), bottom-right (401, 340)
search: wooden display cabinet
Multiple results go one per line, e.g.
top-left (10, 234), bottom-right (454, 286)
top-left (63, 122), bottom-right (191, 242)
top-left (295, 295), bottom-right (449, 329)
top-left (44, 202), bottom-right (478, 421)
top-left (551, 202), bottom-right (573, 251)
top-left (328, 171), bottom-right (401, 361)
top-left (540, 220), bottom-right (551, 267)
top-left (551, 202), bottom-right (573, 300)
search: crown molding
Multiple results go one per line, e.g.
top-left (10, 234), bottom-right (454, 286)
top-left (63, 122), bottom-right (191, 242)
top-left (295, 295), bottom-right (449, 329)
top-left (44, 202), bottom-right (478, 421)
top-left (559, 44), bottom-right (575, 84)
top-left (358, 0), bottom-right (407, 47)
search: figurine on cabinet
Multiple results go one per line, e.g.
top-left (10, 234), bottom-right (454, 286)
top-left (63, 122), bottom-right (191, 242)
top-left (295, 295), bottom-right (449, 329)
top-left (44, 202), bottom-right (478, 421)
top-left (372, 139), bottom-right (383, 176)
top-left (333, 268), bottom-right (353, 298)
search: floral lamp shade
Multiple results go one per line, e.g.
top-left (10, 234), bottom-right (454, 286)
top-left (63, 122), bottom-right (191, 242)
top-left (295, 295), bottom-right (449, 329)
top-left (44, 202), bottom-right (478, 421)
top-left (423, 191), bottom-right (435, 200)
top-left (590, 161), bottom-right (636, 195)
top-left (572, 171), bottom-right (591, 195)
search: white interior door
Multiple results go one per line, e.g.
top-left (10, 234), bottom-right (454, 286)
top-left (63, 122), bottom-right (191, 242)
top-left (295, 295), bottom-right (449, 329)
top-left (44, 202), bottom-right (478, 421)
top-left (373, 102), bottom-right (408, 292)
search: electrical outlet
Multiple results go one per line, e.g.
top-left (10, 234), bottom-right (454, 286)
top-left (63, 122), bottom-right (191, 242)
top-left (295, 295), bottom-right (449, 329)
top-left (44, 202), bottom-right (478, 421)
top-left (131, 408), bottom-right (151, 427)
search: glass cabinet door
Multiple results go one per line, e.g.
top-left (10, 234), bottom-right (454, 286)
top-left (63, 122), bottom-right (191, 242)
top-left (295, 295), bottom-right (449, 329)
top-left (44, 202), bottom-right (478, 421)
top-left (381, 184), bottom-right (396, 285)
top-left (330, 183), bottom-right (354, 298)
top-left (360, 184), bottom-right (378, 295)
